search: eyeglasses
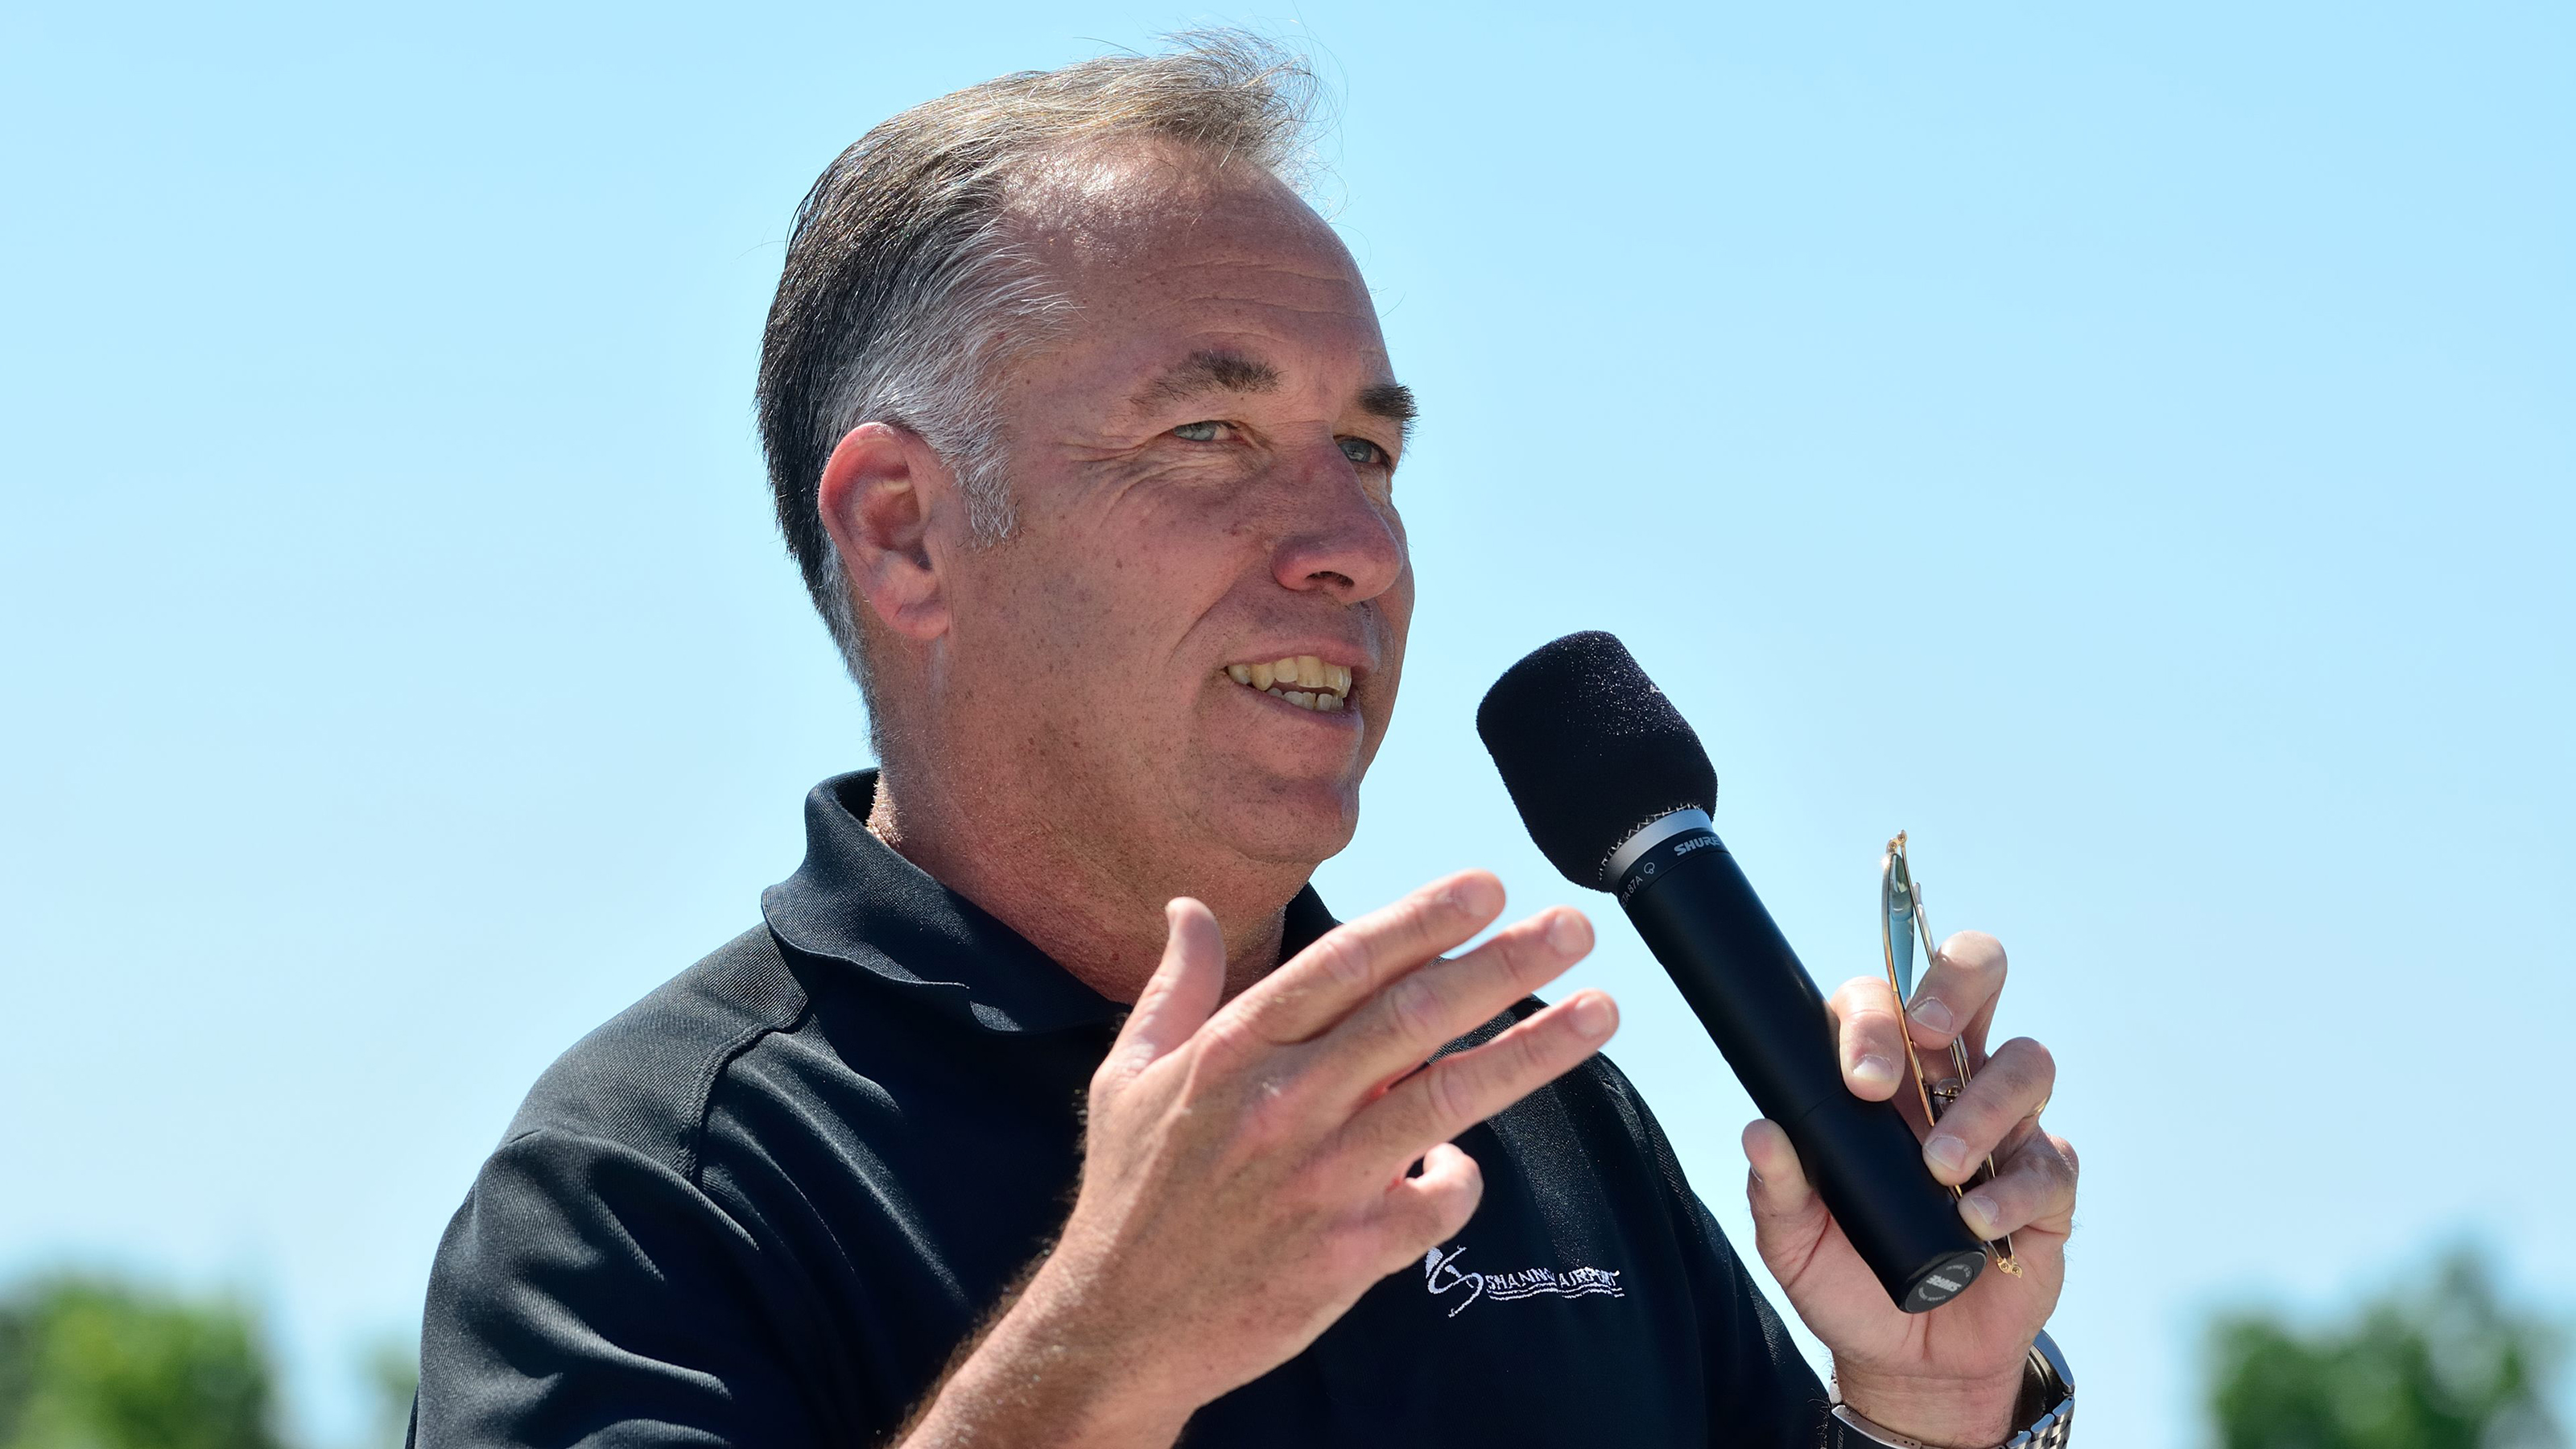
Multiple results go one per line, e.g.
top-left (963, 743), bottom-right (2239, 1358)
top-left (1880, 832), bottom-right (2021, 1278)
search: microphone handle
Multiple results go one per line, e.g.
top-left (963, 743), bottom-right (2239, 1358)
top-left (1615, 824), bottom-right (1987, 1312)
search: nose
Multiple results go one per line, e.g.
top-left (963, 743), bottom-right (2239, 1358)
top-left (1269, 444), bottom-right (1407, 605)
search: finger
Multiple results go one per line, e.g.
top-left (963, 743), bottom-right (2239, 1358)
top-left (1905, 931), bottom-right (2007, 1058)
top-left (1377, 1141), bottom-right (1484, 1272)
top-left (1921, 1036), bottom-right (2054, 1186)
top-left (1100, 898), bottom-right (1226, 1086)
top-left (1341, 990), bottom-right (1617, 1166)
top-left (1957, 1130), bottom-right (2079, 1241)
top-left (1224, 871), bottom-right (1505, 1046)
top-left (1740, 1119), bottom-right (1836, 1289)
top-left (1321, 906), bottom-right (1595, 1091)
top-left (1741, 1118), bottom-right (1821, 1224)
top-left (1826, 975), bottom-right (1909, 1103)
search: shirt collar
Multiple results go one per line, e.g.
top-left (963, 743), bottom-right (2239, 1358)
top-left (761, 770), bottom-right (1338, 1035)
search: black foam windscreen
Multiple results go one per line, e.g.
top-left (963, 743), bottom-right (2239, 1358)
top-left (1476, 631), bottom-right (1719, 890)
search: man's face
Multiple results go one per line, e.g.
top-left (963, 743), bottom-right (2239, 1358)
top-left (934, 142), bottom-right (1413, 873)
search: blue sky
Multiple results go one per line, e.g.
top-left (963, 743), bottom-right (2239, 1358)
top-left (3, 2), bottom-right (2569, 1443)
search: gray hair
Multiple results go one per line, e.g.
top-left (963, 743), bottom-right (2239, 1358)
top-left (755, 31), bottom-right (1319, 704)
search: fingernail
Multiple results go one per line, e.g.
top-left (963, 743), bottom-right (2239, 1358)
top-left (1909, 997), bottom-right (1954, 1035)
top-left (1448, 873), bottom-right (1501, 916)
top-left (1546, 909), bottom-right (1587, 954)
top-left (1960, 1193), bottom-right (2000, 1239)
top-left (1851, 1054), bottom-right (1900, 1092)
top-left (1925, 1133), bottom-right (1969, 1178)
top-left (1569, 993), bottom-right (1616, 1039)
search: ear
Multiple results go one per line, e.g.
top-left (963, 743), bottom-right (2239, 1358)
top-left (815, 422), bottom-right (953, 642)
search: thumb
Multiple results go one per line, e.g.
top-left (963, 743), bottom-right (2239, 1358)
top-left (1741, 1118), bottom-right (1832, 1259)
top-left (1104, 898), bottom-right (1227, 1083)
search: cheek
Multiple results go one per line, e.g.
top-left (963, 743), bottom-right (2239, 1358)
top-left (943, 547), bottom-right (1122, 698)
top-left (1098, 494), bottom-right (1263, 621)
top-left (975, 511), bottom-right (1248, 682)
top-left (1384, 559), bottom-right (1417, 624)
top-left (1377, 565), bottom-right (1417, 659)
top-left (1091, 542), bottom-right (1232, 653)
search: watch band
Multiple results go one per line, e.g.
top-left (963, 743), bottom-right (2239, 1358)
top-left (1831, 1331), bottom-right (2074, 1449)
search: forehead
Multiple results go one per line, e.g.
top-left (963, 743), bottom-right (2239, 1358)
top-left (1004, 139), bottom-right (1389, 378)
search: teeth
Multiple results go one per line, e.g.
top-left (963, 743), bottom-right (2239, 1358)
top-left (1224, 656), bottom-right (1354, 712)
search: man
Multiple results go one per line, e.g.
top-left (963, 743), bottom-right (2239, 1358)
top-left (414, 35), bottom-right (2079, 1448)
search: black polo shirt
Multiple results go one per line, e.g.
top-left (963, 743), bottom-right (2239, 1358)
top-left (413, 771), bottom-right (1844, 1446)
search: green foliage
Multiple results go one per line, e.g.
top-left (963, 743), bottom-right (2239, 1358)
top-left (358, 1336), bottom-right (418, 1447)
top-left (0, 1275), bottom-right (285, 1449)
top-left (2207, 1248), bottom-right (2566, 1449)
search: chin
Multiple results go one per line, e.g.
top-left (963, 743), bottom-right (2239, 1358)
top-left (1198, 772), bottom-right (1363, 868)
top-left (1176, 682), bottom-right (1381, 866)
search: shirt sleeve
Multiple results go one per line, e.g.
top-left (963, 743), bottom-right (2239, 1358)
top-left (412, 1126), bottom-right (852, 1448)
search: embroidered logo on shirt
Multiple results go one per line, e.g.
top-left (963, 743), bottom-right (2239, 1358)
top-left (1422, 1244), bottom-right (1625, 1319)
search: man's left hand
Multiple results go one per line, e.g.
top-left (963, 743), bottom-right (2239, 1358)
top-left (1740, 931), bottom-right (2078, 1447)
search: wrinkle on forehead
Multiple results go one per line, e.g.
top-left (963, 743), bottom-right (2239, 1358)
top-left (1004, 134), bottom-right (1357, 286)
top-left (989, 134), bottom-right (1398, 446)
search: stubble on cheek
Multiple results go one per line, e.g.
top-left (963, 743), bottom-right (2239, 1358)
top-left (972, 541), bottom-right (1195, 830)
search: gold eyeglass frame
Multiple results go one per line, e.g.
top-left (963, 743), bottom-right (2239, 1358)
top-left (1880, 832), bottom-right (2021, 1278)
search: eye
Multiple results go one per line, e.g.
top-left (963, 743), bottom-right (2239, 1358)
top-left (1338, 436), bottom-right (1390, 468)
top-left (1172, 420), bottom-right (1224, 442)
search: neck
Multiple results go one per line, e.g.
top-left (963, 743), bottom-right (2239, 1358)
top-left (864, 762), bottom-right (1299, 1005)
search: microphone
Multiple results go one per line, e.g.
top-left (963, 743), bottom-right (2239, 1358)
top-left (1476, 631), bottom-right (1987, 1312)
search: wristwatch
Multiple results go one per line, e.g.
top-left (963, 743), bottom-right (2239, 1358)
top-left (1830, 1331), bottom-right (2074, 1449)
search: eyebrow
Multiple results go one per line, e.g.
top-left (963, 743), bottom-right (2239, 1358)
top-left (1133, 348), bottom-right (1421, 441)
top-left (1134, 349), bottom-right (1282, 408)
top-left (1357, 382), bottom-right (1420, 438)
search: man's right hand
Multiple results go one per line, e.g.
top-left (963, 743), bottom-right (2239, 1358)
top-left (901, 870), bottom-right (1616, 1448)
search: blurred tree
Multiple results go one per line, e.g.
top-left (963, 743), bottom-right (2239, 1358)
top-left (0, 1274), bottom-right (285, 1449)
top-left (360, 1335), bottom-right (419, 1448)
top-left (2208, 1247), bottom-right (2565, 1449)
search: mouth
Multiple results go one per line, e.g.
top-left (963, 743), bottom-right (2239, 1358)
top-left (1220, 654), bottom-right (1355, 714)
